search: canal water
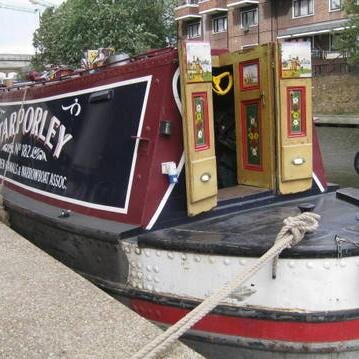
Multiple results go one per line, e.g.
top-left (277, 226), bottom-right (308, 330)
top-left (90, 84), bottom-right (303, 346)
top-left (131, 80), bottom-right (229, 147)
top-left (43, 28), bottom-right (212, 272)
top-left (316, 125), bottom-right (359, 188)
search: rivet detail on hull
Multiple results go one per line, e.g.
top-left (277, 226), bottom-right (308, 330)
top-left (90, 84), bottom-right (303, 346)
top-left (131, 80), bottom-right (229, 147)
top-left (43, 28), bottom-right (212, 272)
top-left (306, 262), bottom-right (314, 269)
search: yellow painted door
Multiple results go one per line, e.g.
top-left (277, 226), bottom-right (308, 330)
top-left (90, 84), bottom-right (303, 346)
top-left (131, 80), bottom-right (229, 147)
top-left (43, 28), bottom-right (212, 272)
top-left (275, 42), bottom-right (313, 194)
top-left (233, 45), bottom-right (275, 189)
top-left (179, 42), bottom-right (218, 216)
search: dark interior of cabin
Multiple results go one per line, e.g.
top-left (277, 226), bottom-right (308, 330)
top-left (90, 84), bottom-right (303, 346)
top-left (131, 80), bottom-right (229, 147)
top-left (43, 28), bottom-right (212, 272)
top-left (212, 65), bottom-right (237, 190)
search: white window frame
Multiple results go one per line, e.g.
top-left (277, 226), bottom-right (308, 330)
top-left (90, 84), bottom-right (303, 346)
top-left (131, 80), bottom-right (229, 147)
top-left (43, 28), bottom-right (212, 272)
top-left (292, 0), bottom-right (314, 18)
top-left (240, 7), bottom-right (258, 29)
top-left (212, 15), bottom-right (228, 34)
top-left (187, 21), bottom-right (201, 39)
top-left (329, 0), bottom-right (341, 11)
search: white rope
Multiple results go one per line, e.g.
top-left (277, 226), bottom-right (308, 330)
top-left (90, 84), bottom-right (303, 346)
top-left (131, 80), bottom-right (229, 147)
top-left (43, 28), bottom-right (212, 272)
top-left (272, 211), bottom-right (319, 278)
top-left (132, 212), bottom-right (320, 359)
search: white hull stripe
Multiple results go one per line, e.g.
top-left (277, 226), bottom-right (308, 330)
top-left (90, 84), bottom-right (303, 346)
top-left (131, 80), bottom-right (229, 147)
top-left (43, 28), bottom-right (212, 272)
top-left (312, 172), bottom-right (325, 193)
top-left (123, 244), bottom-right (359, 312)
top-left (146, 154), bottom-right (185, 230)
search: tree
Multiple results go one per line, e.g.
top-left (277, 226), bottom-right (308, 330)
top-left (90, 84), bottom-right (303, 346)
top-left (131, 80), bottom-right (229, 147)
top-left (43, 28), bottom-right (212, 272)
top-left (32, 0), bottom-right (177, 69)
top-left (335, 0), bottom-right (359, 65)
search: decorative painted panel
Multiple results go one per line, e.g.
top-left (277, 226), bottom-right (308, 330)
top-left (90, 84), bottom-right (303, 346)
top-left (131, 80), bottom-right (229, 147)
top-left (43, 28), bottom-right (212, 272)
top-left (281, 42), bottom-right (312, 79)
top-left (239, 59), bottom-right (260, 91)
top-left (241, 99), bottom-right (262, 171)
top-left (185, 42), bottom-right (212, 83)
top-left (192, 92), bottom-right (210, 151)
top-left (287, 86), bottom-right (306, 137)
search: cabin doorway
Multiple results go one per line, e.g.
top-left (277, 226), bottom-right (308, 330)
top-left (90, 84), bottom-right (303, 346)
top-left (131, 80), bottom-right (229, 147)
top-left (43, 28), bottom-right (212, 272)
top-left (212, 65), bottom-right (237, 190)
top-left (178, 42), bottom-right (276, 216)
top-left (179, 41), bottom-right (313, 216)
top-left (213, 45), bottom-right (276, 201)
top-left (212, 63), bottom-right (272, 202)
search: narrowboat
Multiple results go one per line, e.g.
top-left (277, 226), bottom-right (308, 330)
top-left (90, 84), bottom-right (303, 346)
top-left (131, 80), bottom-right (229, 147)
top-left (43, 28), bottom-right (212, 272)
top-left (0, 41), bottom-right (358, 358)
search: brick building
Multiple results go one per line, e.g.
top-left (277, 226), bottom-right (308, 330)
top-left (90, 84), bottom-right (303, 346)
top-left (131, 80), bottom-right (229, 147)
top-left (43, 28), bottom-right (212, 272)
top-left (175, 0), bottom-right (350, 58)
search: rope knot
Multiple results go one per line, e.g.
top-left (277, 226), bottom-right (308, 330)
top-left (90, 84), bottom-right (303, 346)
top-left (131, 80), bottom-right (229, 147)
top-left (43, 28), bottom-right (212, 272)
top-left (272, 212), bottom-right (320, 279)
top-left (281, 212), bottom-right (320, 247)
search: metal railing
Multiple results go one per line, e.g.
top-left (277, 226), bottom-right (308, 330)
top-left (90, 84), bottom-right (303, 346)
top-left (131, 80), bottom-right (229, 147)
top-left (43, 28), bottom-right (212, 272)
top-left (312, 58), bottom-right (358, 76)
top-left (311, 50), bottom-right (347, 60)
top-left (178, 0), bottom-right (199, 6)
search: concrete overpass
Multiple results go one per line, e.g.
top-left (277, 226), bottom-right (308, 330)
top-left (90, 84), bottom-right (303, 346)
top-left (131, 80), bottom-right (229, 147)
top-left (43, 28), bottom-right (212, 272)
top-left (0, 53), bottom-right (32, 78)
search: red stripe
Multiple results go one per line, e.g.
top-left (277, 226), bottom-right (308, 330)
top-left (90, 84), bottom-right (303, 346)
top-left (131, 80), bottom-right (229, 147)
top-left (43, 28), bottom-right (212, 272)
top-left (132, 299), bottom-right (359, 343)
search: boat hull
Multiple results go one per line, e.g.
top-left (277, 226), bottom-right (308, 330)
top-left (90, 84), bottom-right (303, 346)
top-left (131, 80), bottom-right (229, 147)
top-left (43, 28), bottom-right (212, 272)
top-left (182, 338), bottom-right (359, 359)
top-left (5, 189), bottom-right (359, 358)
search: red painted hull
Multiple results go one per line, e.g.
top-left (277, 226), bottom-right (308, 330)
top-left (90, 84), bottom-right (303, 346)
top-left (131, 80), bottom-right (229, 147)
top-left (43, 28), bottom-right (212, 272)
top-left (133, 299), bottom-right (359, 344)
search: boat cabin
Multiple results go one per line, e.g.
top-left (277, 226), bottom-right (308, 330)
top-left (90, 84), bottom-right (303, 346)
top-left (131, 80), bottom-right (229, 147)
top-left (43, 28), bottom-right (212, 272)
top-left (0, 42), bottom-right (325, 232)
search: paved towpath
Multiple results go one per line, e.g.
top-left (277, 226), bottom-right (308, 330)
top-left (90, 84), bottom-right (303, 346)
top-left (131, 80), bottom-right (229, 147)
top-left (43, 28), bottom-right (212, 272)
top-left (0, 222), bottom-right (204, 359)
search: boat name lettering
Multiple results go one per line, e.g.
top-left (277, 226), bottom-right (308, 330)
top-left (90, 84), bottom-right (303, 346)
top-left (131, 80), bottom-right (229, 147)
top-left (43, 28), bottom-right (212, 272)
top-left (1, 142), bottom-right (47, 162)
top-left (0, 158), bottom-right (67, 189)
top-left (0, 106), bottom-right (73, 159)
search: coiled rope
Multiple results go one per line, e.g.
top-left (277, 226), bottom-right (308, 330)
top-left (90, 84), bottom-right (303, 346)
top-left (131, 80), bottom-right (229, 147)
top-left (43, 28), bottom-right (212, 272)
top-left (132, 212), bottom-right (320, 359)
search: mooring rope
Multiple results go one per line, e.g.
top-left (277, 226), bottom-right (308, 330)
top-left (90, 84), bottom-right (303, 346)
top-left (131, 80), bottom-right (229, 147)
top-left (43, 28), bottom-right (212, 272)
top-left (132, 212), bottom-right (320, 359)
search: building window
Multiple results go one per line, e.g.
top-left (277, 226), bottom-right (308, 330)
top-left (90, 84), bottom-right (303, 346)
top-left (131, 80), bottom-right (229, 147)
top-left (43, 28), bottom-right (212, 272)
top-left (212, 15), bottom-right (227, 33)
top-left (240, 7), bottom-right (258, 29)
top-left (293, 0), bottom-right (314, 17)
top-left (329, 0), bottom-right (341, 11)
top-left (187, 21), bottom-right (201, 39)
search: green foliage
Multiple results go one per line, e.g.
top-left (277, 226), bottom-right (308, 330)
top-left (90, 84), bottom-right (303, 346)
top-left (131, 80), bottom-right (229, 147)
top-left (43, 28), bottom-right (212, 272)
top-left (32, 0), bottom-right (177, 69)
top-left (335, 0), bottom-right (359, 65)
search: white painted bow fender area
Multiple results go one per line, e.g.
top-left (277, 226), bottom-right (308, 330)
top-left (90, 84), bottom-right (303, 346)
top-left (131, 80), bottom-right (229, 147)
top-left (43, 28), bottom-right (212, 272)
top-left (122, 242), bottom-right (359, 312)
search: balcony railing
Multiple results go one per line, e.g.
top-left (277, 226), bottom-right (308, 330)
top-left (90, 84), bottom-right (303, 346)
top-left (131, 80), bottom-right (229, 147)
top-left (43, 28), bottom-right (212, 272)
top-left (199, 0), bottom-right (228, 14)
top-left (177, 0), bottom-right (199, 6)
top-left (175, 0), bottom-right (201, 20)
top-left (311, 49), bottom-right (346, 60)
top-left (227, 0), bottom-right (259, 8)
top-left (311, 55), bottom-right (358, 76)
